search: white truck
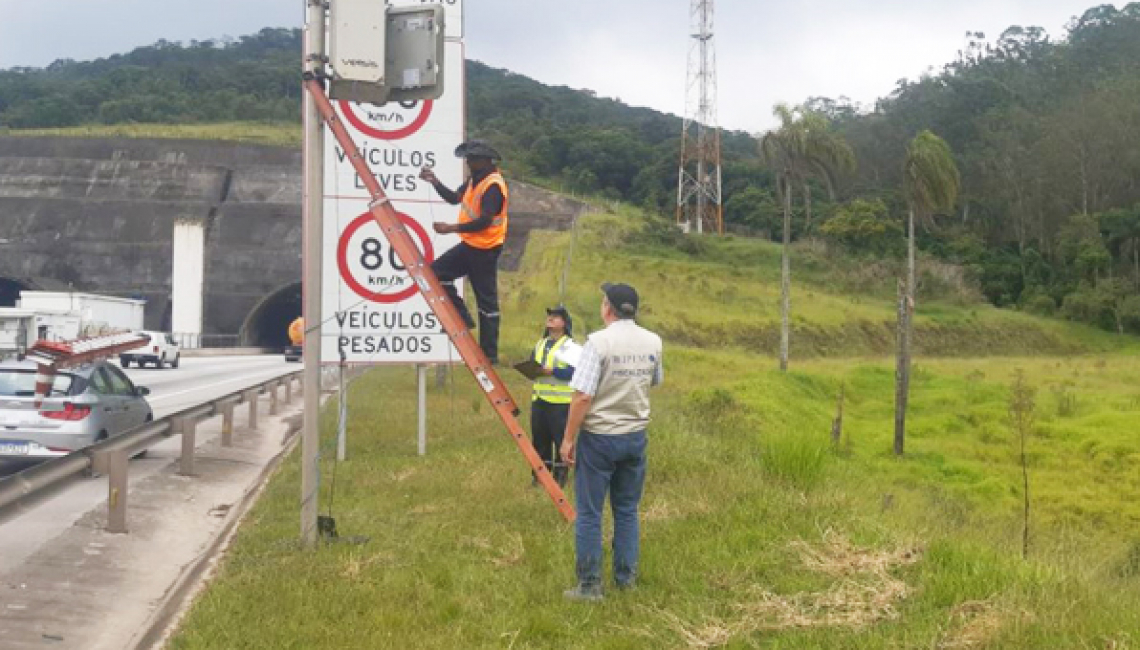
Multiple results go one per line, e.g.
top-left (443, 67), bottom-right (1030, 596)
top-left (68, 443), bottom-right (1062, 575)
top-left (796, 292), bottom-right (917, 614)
top-left (0, 292), bottom-right (147, 361)
top-left (17, 291), bottom-right (145, 337)
top-left (0, 309), bottom-right (37, 360)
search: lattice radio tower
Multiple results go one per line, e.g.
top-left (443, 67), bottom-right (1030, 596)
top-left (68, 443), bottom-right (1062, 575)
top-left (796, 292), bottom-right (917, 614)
top-left (676, 0), bottom-right (723, 235)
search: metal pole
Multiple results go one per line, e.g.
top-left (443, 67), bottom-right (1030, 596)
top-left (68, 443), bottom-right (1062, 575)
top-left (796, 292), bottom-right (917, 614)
top-left (221, 405), bottom-right (234, 447)
top-left (336, 362), bottom-right (347, 461)
top-left (301, 0), bottom-right (325, 547)
top-left (417, 364), bottom-right (427, 456)
top-left (106, 450), bottom-right (130, 534)
top-left (177, 417), bottom-right (197, 477)
top-left (246, 389), bottom-right (259, 431)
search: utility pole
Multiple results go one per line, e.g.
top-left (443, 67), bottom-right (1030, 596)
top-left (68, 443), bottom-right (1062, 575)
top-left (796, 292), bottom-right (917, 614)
top-left (676, 0), bottom-right (723, 236)
top-left (300, 0), bottom-right (326, 547)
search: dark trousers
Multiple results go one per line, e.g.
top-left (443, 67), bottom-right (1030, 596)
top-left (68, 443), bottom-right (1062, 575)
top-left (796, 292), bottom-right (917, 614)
top-left (575, 430), bottom-right (647, 589)
top-left (431, 242), bottom-right (502, 362)
top-left (531, 398), bottom-right (569, 472)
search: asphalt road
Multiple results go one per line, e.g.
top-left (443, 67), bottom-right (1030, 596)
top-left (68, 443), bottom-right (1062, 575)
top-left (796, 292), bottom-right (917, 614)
top-left (0, 355), bottom-right (298, 575)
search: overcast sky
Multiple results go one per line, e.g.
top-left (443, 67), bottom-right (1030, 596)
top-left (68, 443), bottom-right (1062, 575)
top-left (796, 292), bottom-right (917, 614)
top-left (0, 0), bottom-right (1105, 132)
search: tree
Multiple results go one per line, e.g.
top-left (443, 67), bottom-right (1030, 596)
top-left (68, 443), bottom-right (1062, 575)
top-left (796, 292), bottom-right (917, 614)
top-left (820, 198), bottom-right (903, 256)
top-left (1102, 205), bottom-right (1140, 287)
top-left (797, 111), bottom-right (856, 233)
top-left (760, 105), bottom-right (802, 372)
top-left (896, 130), bottom-right (959, 456)
top-left (760, 104), bottom-right (856, 372)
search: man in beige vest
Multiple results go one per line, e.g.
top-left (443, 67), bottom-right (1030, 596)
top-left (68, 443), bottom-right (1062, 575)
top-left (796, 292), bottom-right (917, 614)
top-left (561, 282), bottom-right (663, 601)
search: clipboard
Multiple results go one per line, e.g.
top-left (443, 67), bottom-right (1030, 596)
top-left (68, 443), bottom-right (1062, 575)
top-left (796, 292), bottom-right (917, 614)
top-left (513, 359), bottom-right (545, 380)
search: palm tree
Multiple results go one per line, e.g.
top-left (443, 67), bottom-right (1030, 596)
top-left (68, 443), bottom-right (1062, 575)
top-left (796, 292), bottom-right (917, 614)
top-left (895, 131), bottom-right (960, 456)
top-left (760, 104), bottom-right (855, 371)
top-left (798, 111), bottom-right (856, 233)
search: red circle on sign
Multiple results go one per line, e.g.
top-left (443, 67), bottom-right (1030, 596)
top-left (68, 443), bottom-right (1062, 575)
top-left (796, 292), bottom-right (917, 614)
top-left (339, 100), bottom-right (434, 140)
top-left (337, 211), bottom-right (435, 303)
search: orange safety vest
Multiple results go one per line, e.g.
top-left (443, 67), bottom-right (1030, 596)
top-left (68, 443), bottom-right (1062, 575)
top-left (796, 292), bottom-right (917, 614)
top-left (458, 172), bottom-right (509, 249)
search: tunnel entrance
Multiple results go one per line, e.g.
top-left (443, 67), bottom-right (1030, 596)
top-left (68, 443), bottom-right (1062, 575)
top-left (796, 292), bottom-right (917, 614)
top-left (240, 282), bottom-right (302, 348)
top-left (0, 278), bottom-right (30, 308)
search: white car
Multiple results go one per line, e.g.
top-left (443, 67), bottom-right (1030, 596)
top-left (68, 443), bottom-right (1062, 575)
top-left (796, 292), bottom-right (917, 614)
top-left (0, 358), bottom-right (153, 459)
top-left (120, 331), bottom-right (181, 369)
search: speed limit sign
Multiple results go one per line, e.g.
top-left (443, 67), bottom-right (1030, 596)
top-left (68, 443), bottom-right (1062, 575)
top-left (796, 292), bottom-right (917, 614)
top-left (336, 210), bottom-right (434, 304)
top-left (320, 0), bottom-right (466, 364)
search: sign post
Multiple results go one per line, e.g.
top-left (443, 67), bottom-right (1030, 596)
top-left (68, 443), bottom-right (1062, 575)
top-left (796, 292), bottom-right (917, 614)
top-left (300, 0), bottom-right (326, 547)
top-left (417, 364), bottom-right (427, 456)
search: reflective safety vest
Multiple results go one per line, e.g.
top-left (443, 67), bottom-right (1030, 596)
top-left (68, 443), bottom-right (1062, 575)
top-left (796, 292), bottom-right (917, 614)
top-left (532, 336), bottom-right (574, 404)
top-left (458, 171), bottom-right (509, 250)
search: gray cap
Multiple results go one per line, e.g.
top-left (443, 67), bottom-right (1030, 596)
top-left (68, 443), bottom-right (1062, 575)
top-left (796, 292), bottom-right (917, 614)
top-left (454, 140), bottom-right (501, 161)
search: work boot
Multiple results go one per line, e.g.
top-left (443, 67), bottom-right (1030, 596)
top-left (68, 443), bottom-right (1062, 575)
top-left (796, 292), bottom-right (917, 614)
top-left (553, 464), bottom-right (569, 488)
top-left (563, 583), bottom-right (604, 602)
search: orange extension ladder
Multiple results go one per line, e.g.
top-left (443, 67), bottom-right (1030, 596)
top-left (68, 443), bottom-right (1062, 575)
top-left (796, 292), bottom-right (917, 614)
top-left (303, 76), bottom-right (576, 522)
top-left (24, 333), bottom-right (148, 407)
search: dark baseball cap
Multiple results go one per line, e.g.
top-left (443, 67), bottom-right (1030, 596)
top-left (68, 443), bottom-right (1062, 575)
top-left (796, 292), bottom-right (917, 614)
top-left (545, 305), bottom-right (573, 335)
top-left (454, 139), bottom-right (501, 161)
top-left (601, 282), bottom-right (639, 318)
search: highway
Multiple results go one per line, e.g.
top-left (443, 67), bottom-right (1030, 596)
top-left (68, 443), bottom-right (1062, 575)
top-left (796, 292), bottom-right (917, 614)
top-left (0, 355), bottom-right (297, 575)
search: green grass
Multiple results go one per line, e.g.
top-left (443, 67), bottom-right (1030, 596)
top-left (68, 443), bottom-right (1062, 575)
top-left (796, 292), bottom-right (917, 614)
top-left (170, 206), bottom-right (1140, 648)
top-left (2, 121), bottom-right (301, 147)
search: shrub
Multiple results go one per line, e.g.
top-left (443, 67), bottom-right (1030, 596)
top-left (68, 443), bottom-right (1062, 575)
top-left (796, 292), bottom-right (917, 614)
top-left (1060, 285), bottom-right (1112, 329)
top-left (1022, 289), bottom-right (1057, 316)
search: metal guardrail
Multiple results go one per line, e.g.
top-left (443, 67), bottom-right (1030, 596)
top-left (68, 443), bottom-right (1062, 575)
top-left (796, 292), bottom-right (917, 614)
top-left (0, 366), bottom-right (338, 533)
top-left (170, 333), bottom-right (244, 350)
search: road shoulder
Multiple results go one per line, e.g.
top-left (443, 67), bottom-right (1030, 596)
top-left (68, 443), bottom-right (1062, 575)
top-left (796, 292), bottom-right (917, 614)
top-left (0, 400), bottom-right (302, 650)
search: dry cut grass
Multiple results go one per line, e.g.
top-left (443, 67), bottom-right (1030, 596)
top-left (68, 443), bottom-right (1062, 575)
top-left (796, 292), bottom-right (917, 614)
top-left (650, 531), bottom-right (923, 648)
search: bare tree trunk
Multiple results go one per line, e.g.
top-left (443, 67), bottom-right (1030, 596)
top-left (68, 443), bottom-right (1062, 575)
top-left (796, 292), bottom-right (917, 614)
top-left (831, 384), bottom-right (845, 450)
top-left (802, 182), bottom-right (813, 233)
top-left (894, 278), bottom-right (909, 457)
top-left (1020, 426), bottom-right (1030, 559)
top-left (1010, 371), bottom-right (1035, 560)
top-left (780, 176), bottom-right (792, 372)
top-left (907, 209), bottom-right (916, 308)
top-left (1079, 145), bottom-right (1090, 216)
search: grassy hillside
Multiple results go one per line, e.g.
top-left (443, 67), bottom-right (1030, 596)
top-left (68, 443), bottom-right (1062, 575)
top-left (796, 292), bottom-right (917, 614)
top-left (170, 205), bottom-right (1140, 649)
top-left (3, 121), bottom-right (301, 147)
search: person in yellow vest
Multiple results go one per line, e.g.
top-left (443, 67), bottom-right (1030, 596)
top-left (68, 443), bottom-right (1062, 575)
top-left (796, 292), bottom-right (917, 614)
top-left (419, 140), bottom-right (509, 363)
top-left (530, 306), bottom-right (581, 488)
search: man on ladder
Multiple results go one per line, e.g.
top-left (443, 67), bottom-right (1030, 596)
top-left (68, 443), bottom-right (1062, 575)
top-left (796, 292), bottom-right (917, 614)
top-left (419, 140), bottom-right (508, 364)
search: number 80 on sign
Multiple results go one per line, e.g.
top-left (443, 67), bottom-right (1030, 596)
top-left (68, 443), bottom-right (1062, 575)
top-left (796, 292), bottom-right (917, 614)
top-left (336, 211), bottom-right (435, 304)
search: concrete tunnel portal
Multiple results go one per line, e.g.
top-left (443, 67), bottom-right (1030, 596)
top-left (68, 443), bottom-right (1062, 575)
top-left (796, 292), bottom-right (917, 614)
top-left (240, 282), bottom-right (302, 348)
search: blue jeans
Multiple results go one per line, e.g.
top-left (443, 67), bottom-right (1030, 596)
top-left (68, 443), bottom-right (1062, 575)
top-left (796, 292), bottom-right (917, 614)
top-left (575, 430), bottom-right (647, 588)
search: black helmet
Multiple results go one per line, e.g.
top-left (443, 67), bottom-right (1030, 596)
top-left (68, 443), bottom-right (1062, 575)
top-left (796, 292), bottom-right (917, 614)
top-left (544, 305), bottom-right (573, 337)
top-left (454, 139), bottom-right (501, 161)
